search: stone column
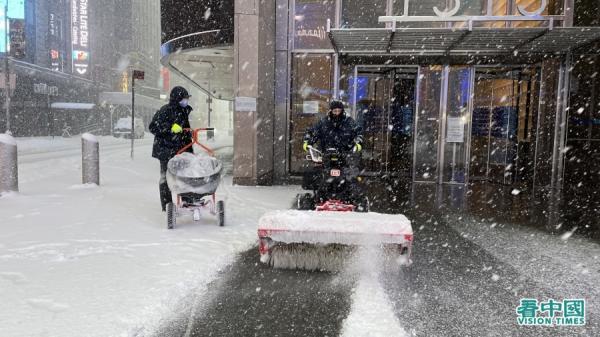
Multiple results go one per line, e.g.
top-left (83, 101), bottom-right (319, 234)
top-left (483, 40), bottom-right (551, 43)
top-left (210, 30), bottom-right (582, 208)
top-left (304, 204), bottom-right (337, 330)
top-left (233, 0), bottom-right (276, 186)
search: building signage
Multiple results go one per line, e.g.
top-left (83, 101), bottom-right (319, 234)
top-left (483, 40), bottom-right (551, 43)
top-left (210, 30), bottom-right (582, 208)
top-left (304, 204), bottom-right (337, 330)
top-left (49, 13), bottom-right (63, 71)
top-left (384, 0), bottom-right (550, 20)
top-left (9, 19), bottom-right (25, 59)
top-left (33, 83), bottom-right (59, 96)
top-left (446, 117), bottom-right (464, 143)
top-left (71, 0), bottom-right (90, 77)
top-left (303, 100), bottom-right (319, 114)
top-left (1, 0), bottom-right (25, 53)
top-left (294, 0), bottom-right (335, 49)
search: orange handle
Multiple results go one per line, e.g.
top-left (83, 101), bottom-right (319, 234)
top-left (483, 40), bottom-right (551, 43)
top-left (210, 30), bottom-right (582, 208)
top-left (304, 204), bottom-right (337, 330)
top-left (176, 128), bottom-right (215, 156)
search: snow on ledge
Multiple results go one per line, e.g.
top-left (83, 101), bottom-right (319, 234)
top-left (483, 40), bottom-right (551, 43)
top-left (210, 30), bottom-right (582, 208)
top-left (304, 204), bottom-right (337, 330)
top-left (0, 191), bottom-right (19, 199)
top-left (0, 133), bottom-right (17, 146)
top-left (68, 183), bottom-right (99, 190)
top-left (81, 133), bottom-right (98, 143)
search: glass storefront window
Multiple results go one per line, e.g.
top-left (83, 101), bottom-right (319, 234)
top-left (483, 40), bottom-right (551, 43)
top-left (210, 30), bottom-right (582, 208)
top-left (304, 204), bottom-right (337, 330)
top-left (290, 53), bottom-right (333, 173)
top-left (341, 0), bottom-right (387, 28)
top-left (294, 0), bottom-right (336, 49)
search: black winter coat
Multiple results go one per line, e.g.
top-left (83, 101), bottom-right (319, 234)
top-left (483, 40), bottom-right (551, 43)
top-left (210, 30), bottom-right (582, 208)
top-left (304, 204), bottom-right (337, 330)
top-left (149, 102), bottom-right (193, 161)
top-left (304, 114), bottom-right (363, 152)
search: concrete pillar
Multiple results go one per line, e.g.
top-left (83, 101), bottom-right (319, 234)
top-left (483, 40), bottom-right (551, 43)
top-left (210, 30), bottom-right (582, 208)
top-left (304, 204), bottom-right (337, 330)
top-left (0, 133), bottom-right (18, 193)
top-left (233, 0), bottom-right (276, 186)
top-left (273, 0), bottom-right (291, 184)
top-left (82, 133), bottom-right (100, 185)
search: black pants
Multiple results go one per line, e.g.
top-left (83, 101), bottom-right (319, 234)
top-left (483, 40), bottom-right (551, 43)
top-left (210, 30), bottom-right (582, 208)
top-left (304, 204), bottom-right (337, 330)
top-left (159, 160), bottom-right (171, 211)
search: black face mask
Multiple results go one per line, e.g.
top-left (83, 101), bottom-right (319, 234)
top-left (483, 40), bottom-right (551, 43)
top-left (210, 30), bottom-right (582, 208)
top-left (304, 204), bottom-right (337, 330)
top-left (329, 110), bottom-right (343, 120)
top-left (329, 112), bottom-right (343, 127)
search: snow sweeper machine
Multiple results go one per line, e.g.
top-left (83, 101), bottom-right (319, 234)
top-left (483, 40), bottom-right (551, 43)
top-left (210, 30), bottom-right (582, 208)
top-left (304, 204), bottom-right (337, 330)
top-left (258, 145), bottom-right (414, 271)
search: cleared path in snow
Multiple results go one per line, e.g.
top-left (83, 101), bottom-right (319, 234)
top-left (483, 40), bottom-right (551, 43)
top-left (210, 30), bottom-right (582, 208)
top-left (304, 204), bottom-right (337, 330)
top-left (165, 248), bottom-right (354, 337)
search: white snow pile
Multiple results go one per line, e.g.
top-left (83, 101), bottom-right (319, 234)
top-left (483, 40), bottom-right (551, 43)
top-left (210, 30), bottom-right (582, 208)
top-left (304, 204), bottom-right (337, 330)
top-left (0, 133), bottom-right (16, 145)
top-left (168, 152), bottom-right (221, 178)
top-left (81, 133), bottom-right (98, 143)
top-left (258, 210), bottom-right (413, 245)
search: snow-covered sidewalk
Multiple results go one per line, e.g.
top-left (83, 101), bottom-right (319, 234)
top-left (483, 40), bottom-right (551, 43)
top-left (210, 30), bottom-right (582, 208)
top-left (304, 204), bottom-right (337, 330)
top-left (0, 135), bottom-right (299, 337)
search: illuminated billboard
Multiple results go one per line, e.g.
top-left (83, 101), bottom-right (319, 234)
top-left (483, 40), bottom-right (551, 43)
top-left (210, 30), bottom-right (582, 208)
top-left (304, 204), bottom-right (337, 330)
top-left (71, 0), bottom-right (90, 77)
top-left (1, 0), bottom-right (25, 53)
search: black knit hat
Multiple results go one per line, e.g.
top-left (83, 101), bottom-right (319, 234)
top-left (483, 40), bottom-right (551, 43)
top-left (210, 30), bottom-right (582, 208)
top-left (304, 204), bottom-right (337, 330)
top-left (329, 100), bottom-right (344, 111)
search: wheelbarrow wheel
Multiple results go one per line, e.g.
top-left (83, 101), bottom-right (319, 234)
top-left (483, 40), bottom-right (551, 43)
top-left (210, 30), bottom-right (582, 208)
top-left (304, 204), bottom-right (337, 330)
top-left (217, 200), bottom-right (225, 227)
top-left (167, 202), bottom-right (176, 229)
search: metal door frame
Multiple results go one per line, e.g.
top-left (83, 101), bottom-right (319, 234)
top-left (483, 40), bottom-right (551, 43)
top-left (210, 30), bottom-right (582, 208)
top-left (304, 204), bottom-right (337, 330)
top-left (471, 65), bottom-right (539, 185)
top-left (410, 65), bottom-right (475, 185)
top-left (352, 65), bottom-right (419, 117)
top-left (352, 64), bottom-right (419, 176)
top-left (436, 65), bottom-right (474, 185)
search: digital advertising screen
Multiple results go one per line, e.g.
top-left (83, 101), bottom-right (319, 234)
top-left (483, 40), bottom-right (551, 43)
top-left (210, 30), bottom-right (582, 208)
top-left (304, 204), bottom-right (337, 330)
top-left (1, 0), bottom-right (25, 53)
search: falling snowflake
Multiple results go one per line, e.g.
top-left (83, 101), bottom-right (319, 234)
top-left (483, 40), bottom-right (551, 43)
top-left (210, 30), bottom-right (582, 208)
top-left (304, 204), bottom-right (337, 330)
top-left (561, 227), bottom-right (578, 241)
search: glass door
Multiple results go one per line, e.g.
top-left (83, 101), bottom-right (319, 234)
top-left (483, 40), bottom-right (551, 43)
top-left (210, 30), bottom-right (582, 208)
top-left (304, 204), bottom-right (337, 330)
top-left (355, 67), bottom-right (394, 174)
top-left (413, 65), bottom-right (472, 184)
top-left (413, 66), bottom-right (443, 182)
top-left (440, 66), bottom-right (473, 184)
top-left (353, 66), bottom-right (417, 177)
top-left (471, 67), bottom-right (538, 185)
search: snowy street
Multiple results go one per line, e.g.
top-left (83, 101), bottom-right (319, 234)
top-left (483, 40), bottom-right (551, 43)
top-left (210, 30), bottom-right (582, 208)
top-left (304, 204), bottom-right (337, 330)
top-left (1, 135), bottom-right (598, 337)
top-left (0, 135), bottom-right (300, 336)
top-left (3, 0), bottom-right (600, 336)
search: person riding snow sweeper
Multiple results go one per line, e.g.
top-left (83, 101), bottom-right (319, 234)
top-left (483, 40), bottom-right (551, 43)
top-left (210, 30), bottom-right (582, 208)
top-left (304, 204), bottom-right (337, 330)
top-left (302, 100), bottom-right (363, 155)
top-left (300, 100), bottom-right (365, 208)
top-left (257, 101), bottom-right (413, 271)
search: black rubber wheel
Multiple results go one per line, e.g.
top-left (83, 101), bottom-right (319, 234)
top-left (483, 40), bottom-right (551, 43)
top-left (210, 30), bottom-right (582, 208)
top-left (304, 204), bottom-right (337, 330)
top-left (167, 202), bottom-right (175, 229)
top-left (217, 200), bottom-right (225, 226)
top-left (356, 196), bottom-right (370, 213)
top-left (296, 193), bottom-right (315, 210)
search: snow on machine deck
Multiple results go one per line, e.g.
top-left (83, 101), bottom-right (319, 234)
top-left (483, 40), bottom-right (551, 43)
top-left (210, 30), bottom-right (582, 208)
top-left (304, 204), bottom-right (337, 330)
top-left (258, 210), bottom-right (413, 270)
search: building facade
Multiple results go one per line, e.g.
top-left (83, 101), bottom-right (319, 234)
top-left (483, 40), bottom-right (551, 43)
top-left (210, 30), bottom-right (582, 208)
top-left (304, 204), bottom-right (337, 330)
top-left (221, 0), bottom-right (600, 200)
top-left (1, 0), bottom-right (163, 136)
top-left (160, 0), bottom-right (234, 136)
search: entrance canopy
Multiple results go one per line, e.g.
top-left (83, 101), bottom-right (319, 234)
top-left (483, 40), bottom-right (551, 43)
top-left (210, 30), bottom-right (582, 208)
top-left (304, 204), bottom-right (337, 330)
top-left (327, 21), bottom-right (600, 56)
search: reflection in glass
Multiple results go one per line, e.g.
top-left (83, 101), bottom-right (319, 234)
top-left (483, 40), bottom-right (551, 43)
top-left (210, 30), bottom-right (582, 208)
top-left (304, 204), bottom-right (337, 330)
top-left (341, 0), bottom-right (387, 28)
top-left (294, 0), bottom-right (335, 49)
top-left (290, 54), bottom-right (333, 173)
top-left (414, 66), bottom-right (443, 182)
